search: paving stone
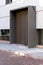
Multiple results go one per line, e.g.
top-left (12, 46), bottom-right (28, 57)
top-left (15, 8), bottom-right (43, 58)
top-left (0, 50), bottom-right (43, 65)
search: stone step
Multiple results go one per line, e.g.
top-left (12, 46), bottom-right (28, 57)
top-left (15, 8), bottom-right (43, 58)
top-left (36, 45), bottom-right (43, 49)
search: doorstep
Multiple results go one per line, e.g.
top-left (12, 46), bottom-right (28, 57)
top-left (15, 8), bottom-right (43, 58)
top-left (36, 45), bottom-right (43, 49)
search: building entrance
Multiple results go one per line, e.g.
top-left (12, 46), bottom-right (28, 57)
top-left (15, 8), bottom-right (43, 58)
top-left (10, 8), bottom-right (28, 45)
top-left (38, 30), bottom-right (43, 45)
top-left (16, 9), bottom-right (28, 44)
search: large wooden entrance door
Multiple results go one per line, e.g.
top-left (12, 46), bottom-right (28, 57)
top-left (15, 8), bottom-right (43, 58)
top-left (16, 9), bottom-right (28, 45)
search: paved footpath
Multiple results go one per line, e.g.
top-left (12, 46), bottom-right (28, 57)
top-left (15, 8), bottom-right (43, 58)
top-left (0, 50), bottom-right (43, 65)
top-left (0, 40), bottom-right (10, 44)
top-left (0, 40), bottom-right (43, 65)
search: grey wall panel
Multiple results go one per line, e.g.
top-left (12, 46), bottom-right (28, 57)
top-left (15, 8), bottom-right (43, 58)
top-left (10, 12), bottom-right (16, 43)
top-left (28, 6), bottom-right (38, 47)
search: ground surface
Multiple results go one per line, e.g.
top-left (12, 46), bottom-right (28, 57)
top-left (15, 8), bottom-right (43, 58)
top-left (0, 40), bottom-right (10, 44)
top-left (0, 40), bottom-right (43, 65)
top-left (0, 50), bottom-right (43, 65)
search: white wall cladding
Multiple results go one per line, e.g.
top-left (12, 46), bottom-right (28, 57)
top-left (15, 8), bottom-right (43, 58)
top-left (0, 0), bottom-right (38, 17)
top-left (0, 0), bottom-right (42, 29)
top-left (12, 0), bottom-right (23, 3)
top-left (10, 0), bottom-right (38, 11)
top-left (12, 0), bottom-right (38, 6)
top-left (0, 17), bottom-right (10, 29)
top-left (0, 0), bottom-right (5, 6)
top-left (36, 6), bottom-right (43, 11)
top-left (0, 5), bottom-right (10, 17)
top-left (36, 6), bottom-right (43, 29)
top-left (36, 10), bottom-right (43, 29)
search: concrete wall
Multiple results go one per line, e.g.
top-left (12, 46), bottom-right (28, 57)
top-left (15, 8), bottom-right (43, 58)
top-left (28, 7), bottom-right (38, 47)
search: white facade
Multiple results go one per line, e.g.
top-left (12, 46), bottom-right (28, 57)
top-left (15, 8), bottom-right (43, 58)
top-left (0, 0), bottom-right (39, 29)
top-left (0, 0), bottom-right (43, 29)
top-left (36, 6), bottom-right (43, 29)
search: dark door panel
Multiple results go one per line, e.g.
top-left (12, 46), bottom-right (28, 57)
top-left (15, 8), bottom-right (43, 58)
top-left (16, 9), bottom-right (28, 45)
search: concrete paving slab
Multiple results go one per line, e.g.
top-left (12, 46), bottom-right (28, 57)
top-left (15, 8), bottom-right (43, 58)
top-left (0, 50), bottom-right (43, 65)
top-left (0, 40), bottom-right (43, 59)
